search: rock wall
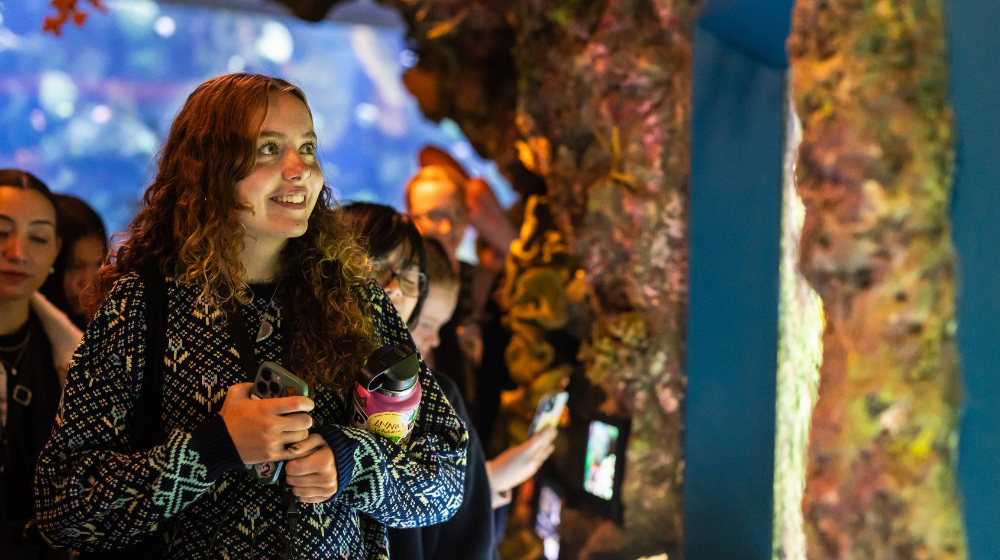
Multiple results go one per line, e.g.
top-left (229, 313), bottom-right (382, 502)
top-left (513, 0), bottom-right (696, 549)
top-left (788, 0), bottom-right (966, 557)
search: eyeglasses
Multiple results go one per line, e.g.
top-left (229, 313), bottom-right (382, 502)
top-left (411, 207), bottom-right (464, 225)
top-left (372, 260), bottom-right (428, 297)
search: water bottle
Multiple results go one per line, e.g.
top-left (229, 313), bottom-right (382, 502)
top-left (352, 344), bottom-right (422, 444)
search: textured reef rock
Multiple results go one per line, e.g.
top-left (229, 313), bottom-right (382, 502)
top-left (383, 0), bottom-right (696, 554)
top-left (788, 0), bottom-right (966, 558)
top-left (513, 0), bottom-right (696, 552)
top-left (385, 0), bottom-right (521, 172)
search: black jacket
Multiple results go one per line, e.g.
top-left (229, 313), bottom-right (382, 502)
top-left (388, 372), bottom-right (499, 560)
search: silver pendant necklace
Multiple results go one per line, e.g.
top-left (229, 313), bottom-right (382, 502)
top-left (255, 283), bottom-right (280, 342)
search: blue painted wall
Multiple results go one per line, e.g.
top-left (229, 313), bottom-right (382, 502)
top-left (944, 0), bottom-right (1000, 557)
top-left (685, 26), bottom-right (785, 560)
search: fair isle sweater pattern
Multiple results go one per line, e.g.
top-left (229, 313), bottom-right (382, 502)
top-left (34, 273), bottom-right (468, 559)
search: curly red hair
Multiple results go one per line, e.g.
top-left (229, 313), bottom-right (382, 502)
top-left (89, 73), bottom-right (376, 390)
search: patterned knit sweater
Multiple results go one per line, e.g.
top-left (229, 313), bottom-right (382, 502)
top-left (34, 273), bottom-right (468, 559)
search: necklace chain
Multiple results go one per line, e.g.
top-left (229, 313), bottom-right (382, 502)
top-left (0, 331), bottom-right (31, 375)
top-left (0, 328), bottom-right (30, 352)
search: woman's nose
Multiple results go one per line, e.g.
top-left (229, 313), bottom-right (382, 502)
top-left (2, 233), bottom-right (26, 262)
top-left (282, 150), bottom-right (310, 182)
top-left (384, 277), bottom-right (402, 295)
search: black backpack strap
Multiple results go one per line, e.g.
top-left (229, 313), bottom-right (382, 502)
top-left (79, 271), bottom-right (168, 560)
top-left (132, 270), bottom-right (168, 450)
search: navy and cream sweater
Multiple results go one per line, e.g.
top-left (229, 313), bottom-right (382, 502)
top-left (34, 273), bottom-right (468, 559)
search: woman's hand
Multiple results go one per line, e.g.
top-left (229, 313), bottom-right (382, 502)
top-left (285, 433), bottom-right (339, 503)
top-left (219, 382), bottom-right (315, 465)
top-left (464, 177), bottom-right (518, 256)
top-left (486, 427), bottom-right (557, 494)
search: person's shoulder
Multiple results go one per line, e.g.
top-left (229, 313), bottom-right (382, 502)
top-left (105, 271), bottom-right (146, 301)
top-left (432, 372), bottom-right (461, 403)
top-left (353, 278), bottom-right (389, 309)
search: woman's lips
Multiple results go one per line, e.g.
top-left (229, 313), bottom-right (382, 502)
top-left (271, 200), bottom-right (307, 210)
top-left (0, 271), bottom-right (30, 284)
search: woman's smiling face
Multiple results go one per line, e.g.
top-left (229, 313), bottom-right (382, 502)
top-left (236, 92), bottom-right (324, 247)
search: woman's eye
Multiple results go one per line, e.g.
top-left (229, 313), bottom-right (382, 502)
top-left (258, 142), bottom-right (279, 156)
top-left (301, 142), bottom-right (317, 155)
top-left (30, 236), bottom-right (50, 244)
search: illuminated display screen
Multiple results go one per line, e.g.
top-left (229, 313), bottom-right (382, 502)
top-left (583, 420), bottom-right (620, 501)
top-left (535, 484), bottom-right (561, 560)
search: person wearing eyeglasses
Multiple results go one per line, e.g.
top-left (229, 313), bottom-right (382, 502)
top-left (342, 202), bottom-right (428, 329)
top-left (404, 148), bottom-right (519, 455)
top-left (343, 203), bottom-right (505, 560)
top-left (406, 147), bottom-right (517, 273)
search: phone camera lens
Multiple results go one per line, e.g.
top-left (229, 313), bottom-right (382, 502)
top-left (261, 370), bottom-right (273, 381)
top-left (269, 381), bottom-right (281, 395)
top-left (256, 381), bottom-right (268, 394)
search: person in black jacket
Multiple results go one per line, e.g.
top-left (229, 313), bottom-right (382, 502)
top-left (344, 203), bottom-right (501, 560)
top-left (0, 169), bottom-right (83, 560)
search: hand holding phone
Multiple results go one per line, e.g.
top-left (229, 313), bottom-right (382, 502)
top-left (218, 362), bottom-right (313, 485)
top-left (528, 391), bottom-right (568, 436)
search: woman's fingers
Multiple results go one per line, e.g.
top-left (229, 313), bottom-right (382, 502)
top-left (285, 472), bottom-right (336, 488)
top-left (278, 430), bottom-right (312, 447)
top-left (286, 433), bottom-right (326, 455)
top-left (267, 395), bottom-right (315, 415)
top-left (285, 442), bottom-right (338, 502)
top-left (291, 488), bottom-right (335, 504)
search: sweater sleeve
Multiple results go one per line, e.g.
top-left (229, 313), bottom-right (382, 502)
top-left (314, 281), bottom-right (469, 529)
top-left (33, 274), bottom-right (241, 551)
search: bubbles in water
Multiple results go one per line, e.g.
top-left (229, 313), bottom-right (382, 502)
top-left (228, 55), bottom-right (246, 73)
top-left (39, 71), bottom-right (78, 120)
top-left (255, 21), bottom-right (293, 64)
top-left (30, 109), bottom-right (47, 132)
top-left (154, 16), bottom-right (176, 38)
top-left (91, 105), bottom-right (113, 124)
top-left (355, 103), bottom-right (380, 127)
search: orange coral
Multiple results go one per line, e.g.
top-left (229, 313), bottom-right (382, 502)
top-left (43, 0), bottom-right (107, 36)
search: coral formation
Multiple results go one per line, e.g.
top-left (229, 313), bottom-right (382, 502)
top-left (788, 0), bottom-right (966, 557)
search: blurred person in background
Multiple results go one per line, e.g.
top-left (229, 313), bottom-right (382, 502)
top-left (40, 194), bottom-right (108, 330)
top-left (0, 170), bottom-right (83, 560)
top-left (407, 146), bottom-right (517, 272)
top-left (405, 147), bottom-right (518, 451)
top-left (414, 239), bottom-right (555, 531)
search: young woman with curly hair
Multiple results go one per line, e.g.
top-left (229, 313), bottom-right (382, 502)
top-left (34, 73), bottom-right (467, 560)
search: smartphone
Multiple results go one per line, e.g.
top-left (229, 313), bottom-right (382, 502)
top-left (245, 361), bottom-right (309, 485)
top-left (528, 391), bottom-right (568, 436)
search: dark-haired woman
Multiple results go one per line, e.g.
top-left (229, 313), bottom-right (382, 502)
top-left (342, 202), bottom-right (427, 330)
top-left (344, 202), bottom-right (500, 560)
top-left (39, 194), bottom-right (108, 330)
top-left (34, 74), bottom-right (467, 559)
top-left (0, 170), bottom-right (83, 559)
